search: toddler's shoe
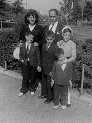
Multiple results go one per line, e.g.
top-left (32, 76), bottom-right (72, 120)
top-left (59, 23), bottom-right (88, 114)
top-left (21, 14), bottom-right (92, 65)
top-left (18, 92), bottom-right (23, 97)
top-left (54, 104), bottom-right (60, 109)
top-left (61, 105), bottom-right (66, 109)
top-left (31, 92), bottom-right (35, 96)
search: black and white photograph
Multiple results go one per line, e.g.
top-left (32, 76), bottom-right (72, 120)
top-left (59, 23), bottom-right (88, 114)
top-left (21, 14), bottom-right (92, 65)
top-left (0, 0), bottom-right (92, 123)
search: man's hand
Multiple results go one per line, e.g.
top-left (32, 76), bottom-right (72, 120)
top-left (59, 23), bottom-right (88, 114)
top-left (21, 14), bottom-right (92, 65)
top-left (37, 66), bottom-right (41, 72)
top-left (21, 60), bottom-right (24, 63)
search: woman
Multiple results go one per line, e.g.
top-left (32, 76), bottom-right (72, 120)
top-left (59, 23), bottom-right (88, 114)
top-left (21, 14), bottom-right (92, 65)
top-left (19, 9), bottom-right (44, 50)
top-left (19, 9), bottom-right (44, 91)
top-left (57, 26), bottom-right (76, 107)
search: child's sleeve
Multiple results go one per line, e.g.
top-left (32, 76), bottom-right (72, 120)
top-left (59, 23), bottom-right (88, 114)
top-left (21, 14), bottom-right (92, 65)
top-left (52, 62), bottom-right (56, 80)
top-left (35, 47), bottom-right (41, 67)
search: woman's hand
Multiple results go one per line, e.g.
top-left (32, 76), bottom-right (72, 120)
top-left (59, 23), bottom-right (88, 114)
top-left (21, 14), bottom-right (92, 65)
top-left (34, 42), bottom-right (39, 46)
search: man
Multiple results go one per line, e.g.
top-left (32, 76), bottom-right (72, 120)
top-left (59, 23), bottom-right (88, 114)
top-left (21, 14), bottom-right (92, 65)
top-left (44, 9), bottom-right (65, 43)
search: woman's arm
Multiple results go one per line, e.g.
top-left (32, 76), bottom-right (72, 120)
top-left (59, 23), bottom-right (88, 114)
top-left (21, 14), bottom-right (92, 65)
top-left (64, 43), bottom-right (76, 64)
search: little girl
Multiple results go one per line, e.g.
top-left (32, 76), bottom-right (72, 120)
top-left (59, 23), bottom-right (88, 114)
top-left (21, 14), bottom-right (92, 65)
top-left (51, 48), bottom-right (72, 109)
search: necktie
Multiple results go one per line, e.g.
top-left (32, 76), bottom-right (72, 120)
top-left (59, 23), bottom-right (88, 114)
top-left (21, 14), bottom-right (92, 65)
top-left (27, 44), bottom-right (29, 54)
top-left (49, 23), bottom-right (54, 31)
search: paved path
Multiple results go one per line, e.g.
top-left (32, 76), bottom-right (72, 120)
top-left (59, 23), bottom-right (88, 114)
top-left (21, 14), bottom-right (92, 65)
top-left (0, 74), bottom-right (92, 123)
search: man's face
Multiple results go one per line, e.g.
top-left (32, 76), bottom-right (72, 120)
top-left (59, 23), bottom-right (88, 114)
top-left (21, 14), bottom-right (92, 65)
top-left (26, 34), bottom-right (34, 44)
top-left (49, 10), bottom-right (58, 23)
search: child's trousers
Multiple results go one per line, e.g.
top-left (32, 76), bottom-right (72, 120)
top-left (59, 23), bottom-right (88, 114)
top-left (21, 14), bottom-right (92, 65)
top-left (54, 84), bottom-right (68, 106)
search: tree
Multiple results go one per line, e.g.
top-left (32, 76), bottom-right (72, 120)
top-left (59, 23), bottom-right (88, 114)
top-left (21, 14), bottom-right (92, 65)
top-left (72, 0), bottom-right (82, 21)
top-left (84, 1), bottom-right (92, 21)
top-left (12, 0), bottom-right (24, 15)
top-left (59, 0), bottom-right (73, 24)
top-left (78, 0), bottom-right (86, 21)
top-left (0, 0), bottom-right (8, 17)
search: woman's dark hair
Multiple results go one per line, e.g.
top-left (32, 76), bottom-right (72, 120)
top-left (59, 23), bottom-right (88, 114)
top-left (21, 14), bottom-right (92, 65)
top-left (54, 48), bottom-right (64, 61)
top-left (25, 9), bottom-right (39, 24)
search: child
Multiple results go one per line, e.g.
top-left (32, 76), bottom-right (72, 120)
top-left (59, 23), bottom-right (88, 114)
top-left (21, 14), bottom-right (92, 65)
top-left (51, 48), bottom-right (72, 109)
top-left (18, 31), bottom-right (41, 97)
top-left (57, 26), bottom-right (76, 107)
top-left (41, 30), bottom-right (58, 103)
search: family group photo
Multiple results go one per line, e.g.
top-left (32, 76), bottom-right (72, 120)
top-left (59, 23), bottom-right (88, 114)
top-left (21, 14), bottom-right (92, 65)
top-left (0, 0), bottom-right (92, 123)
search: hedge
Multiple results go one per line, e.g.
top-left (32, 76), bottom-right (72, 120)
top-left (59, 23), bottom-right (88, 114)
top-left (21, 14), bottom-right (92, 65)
top-left (0, 23), bottom-right (92, 93)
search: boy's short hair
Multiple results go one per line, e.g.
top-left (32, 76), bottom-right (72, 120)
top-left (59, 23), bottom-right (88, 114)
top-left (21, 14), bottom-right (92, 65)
top-left (25, 31), bottom-right (34, 37)
top-left (54, 48), bottom-right (64, 61)
top-left (45, 30), bottom-right (55, 38)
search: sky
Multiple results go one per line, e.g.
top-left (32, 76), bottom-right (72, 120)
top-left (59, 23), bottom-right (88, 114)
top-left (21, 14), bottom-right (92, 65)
top-left (9, 0), bottom-right (62, 15)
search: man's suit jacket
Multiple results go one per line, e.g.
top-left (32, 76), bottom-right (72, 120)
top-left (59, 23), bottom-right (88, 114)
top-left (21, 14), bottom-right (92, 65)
top-left (19, 24), bottom-right (45, 50)
top-left (44, 21), bottom-right (64, 43)
top-left (19, 43), bottom-right (40, 67)
top-left (41, 42), bottom-right (58, 75)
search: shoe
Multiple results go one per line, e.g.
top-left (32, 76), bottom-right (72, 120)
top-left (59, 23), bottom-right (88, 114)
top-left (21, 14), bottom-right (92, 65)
top-left (31, 92), bottom-right (35, 96)
top-left (38, 95), bottom-right (47, 99)
top-left (67, 104), bottom-right (71, 107)
top-left (54, 104), bottom-right (60, 109)
top-left (61, 105), bottom-right (66, 109)
top-left (18, 92), bottom-right (23, 97)
top-left (44, 99), bottom-right (53, 104)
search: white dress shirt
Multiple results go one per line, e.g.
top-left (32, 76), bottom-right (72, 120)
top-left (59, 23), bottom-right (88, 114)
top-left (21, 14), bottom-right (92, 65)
top-left (49, 21), bottom-right (58, 33)
top-left (29, 24), bottom-right (35, 31)
top-left (26, 42), bottom-right (31, 61)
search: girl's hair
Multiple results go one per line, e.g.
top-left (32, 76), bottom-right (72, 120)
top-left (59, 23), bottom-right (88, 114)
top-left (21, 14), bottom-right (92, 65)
top-left (25, 9), bottom-right (39, 24)
top-left (62, 28), bottom-right (72, 34)
top-left (54, 48), bottom-right (64, 61)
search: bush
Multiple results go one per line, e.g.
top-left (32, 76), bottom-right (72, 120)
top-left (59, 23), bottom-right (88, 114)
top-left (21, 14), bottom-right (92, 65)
top-left (0, 21), bottom-right (23, 70)
top-left (73, 38), bottom-right (92, 93)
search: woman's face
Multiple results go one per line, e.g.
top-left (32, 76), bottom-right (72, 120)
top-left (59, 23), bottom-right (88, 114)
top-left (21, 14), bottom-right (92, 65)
top-left (27, 15), bottom-right (36, 25)
top-left (63, 32), bottom-right (71, 42)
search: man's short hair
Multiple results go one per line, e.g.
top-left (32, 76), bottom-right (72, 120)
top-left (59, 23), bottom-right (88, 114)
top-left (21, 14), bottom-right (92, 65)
top-left (49, 9), bottom-right (58, 16)
top-left (45, 30), bottom-right (55, 38)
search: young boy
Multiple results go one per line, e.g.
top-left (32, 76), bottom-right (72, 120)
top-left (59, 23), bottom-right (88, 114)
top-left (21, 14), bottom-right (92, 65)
top-left (51, 48), bottom-right (72, 109)
top-left (18, 31), bottom-right (41, 97)
top-left (41, 30), bottom-right (58, 103)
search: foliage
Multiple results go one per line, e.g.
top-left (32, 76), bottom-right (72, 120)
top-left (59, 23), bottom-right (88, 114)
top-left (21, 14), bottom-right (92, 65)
top-left (0, 20), bottom-right (24, 70)
top-left (12, 0), bottom-right (25, 15)
top-left (72, 38), bottom-right (92, 92)
top-left (84, 1), bottom-right (92, 21)
top-left (71, 0), bottom-right (82, 21)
